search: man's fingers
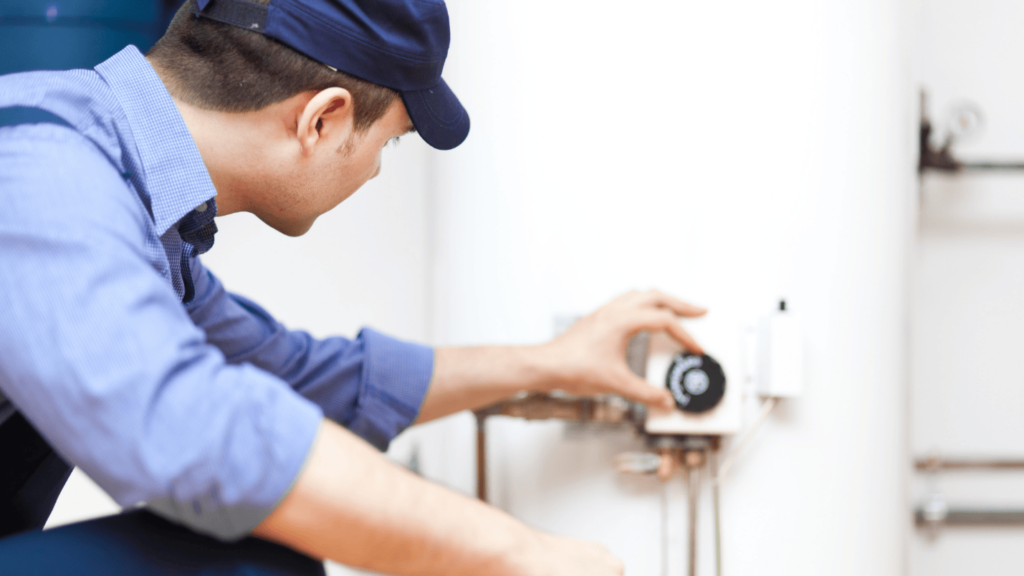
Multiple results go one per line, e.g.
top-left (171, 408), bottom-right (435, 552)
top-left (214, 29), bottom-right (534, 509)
top-left (629, 309), bottom-right (704, 355)
top-left (639, 289), bottom-right (707, 318)
top-left (614, 369), bottom-right (675, 410)
top-left (663, 320), bottom-right (704, 355)
top-left (612, 289), bottom-right (646, 307)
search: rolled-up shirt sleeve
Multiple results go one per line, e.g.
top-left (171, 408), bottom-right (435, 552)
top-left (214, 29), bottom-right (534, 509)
top-left (185, 257), bottom-right (435, 451)
top-left (0, 127), bottom-right (322, 541)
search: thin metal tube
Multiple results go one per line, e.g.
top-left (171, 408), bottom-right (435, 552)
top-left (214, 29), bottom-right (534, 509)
top-left (960, 162), bottom-right (1024, 172)
top-left (661, 479), bottom-right (670, 576)
top-left (915, 457), bottom-right (1024, 472)
top-left (915, 508), bottom-right (1024, 527)
top-left (712, 450), bottom-right (722, 576)
top-left (687, 461), bottom-right (699, 576)
top-left (476, 413), bottom-right (487, 502)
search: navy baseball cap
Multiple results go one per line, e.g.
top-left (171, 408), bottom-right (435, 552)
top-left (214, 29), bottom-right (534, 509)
top-left (192, 0), bottom-right (469, 150)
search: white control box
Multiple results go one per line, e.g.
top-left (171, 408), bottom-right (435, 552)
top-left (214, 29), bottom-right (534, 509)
top-left (756, 305), bottom-right (804, 398)
top-left (644, 317), bottom-right (743, 436)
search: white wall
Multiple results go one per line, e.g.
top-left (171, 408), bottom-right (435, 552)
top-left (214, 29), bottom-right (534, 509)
top-left (911, 0), bottom-right (1024, 573)
top-left (423, 1), bottom-right (916, 575)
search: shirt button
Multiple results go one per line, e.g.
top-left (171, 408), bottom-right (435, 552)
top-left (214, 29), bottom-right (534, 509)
top-left (195, 202), bottom-right (208, 213)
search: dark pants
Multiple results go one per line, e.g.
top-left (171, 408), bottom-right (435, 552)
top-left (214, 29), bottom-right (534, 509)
top-left (0, 412), bottom-right (325, 576)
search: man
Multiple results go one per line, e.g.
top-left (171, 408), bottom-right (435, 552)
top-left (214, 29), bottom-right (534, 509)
top-left (0, 0), bottom-right (705, 574)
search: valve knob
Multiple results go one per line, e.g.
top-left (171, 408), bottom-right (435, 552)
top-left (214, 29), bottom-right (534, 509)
top-left (665, 353), bottom-right (726, 413)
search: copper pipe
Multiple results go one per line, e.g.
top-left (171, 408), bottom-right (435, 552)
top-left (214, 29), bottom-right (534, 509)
top-left (657, 448), bottom-right (675, 483)
top-left (473, 393), bottom-right (642, 504)
top-left (475, 392), bottom-right (636, 423)
top-left (476, 412), bottom-right (487, 502)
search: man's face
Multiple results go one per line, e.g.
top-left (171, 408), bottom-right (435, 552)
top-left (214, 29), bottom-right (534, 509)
top-left (258, 98), bottom-right (415, 236)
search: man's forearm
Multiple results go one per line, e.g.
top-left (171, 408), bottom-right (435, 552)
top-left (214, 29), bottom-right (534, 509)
top-left (416, 346), bottom-right (559, 423)
top-left (415, 290), bottom-right (703, 423)
top-left (253, 418), bottom-right (542, 575)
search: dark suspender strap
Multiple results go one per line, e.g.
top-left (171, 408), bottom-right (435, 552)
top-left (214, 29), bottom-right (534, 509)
top-left (0, 412), bottom-right (73, 538)
top-left (194, 0), bottom-right (269, 33)
top-left (0, 107), bottom-right (72, 129)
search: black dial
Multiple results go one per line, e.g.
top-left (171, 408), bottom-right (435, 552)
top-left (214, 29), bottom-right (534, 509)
top-left (665, 353), bottom-right (726, 413)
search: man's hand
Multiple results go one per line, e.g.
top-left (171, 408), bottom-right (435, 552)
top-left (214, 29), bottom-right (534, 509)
top-left (416, 289), bottom-right (706, 422)
top-left (521, 534), bottom-right (624, 576)
top-left (539, 289), bottom-right (707, 410)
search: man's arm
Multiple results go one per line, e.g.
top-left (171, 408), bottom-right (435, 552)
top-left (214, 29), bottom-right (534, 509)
top-left (255, 290), bottom-right (705, 575)
top-left (185, 256), bottom-right (433, 451)
top-left (416, 289), bottom-right (707, 423)
top-left (0, 129), bottom-right (322, 540)
top-left (255, 418), bottom-right (624, 576)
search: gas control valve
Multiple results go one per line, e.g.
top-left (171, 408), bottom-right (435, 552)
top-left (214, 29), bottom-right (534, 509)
top-left (665, 353), bottom-right (726, 413)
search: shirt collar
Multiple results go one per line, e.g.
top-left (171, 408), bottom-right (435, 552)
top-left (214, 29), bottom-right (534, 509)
top-left (95, 46), bottom-right (217, 236)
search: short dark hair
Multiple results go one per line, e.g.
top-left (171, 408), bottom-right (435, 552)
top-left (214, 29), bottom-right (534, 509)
top-left (147, 0), bottom-right (398, 131)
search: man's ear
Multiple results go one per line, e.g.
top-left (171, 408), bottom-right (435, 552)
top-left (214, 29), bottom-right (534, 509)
top-left (296, 87), bottom-right (354, 156)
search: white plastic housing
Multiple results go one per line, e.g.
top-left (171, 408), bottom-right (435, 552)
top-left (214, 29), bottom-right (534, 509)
top-left (644, 320), bottom-right (743, 436)
top-left (757, 310), bottom-right (804, 398)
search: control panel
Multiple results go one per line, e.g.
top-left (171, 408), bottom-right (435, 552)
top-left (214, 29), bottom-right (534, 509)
top-left (643, 318), bottom-right (743, 436)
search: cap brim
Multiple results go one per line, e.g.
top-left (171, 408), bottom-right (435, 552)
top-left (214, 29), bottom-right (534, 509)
top-left (401, 78), bottom-right (470, 151)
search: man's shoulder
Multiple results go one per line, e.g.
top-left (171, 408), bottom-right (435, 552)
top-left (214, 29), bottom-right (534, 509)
top-left (0, 66), bottom-right (125, 161)
top-left (0, 67), bottom-right (112, 114)
top-left (0, 123), bottom-right (148, 240)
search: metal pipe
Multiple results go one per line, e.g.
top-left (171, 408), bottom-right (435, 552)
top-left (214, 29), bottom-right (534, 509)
top-left (473, 392), bottom-right (642, 503)
top-left (959, 162), bottom-right (1024, 172)
top-left (917, 94), bottom-right (1024, 174)
top-left (476, 412), bottom-right (487, 502)
top-left (921, 158), bottom-right (1024, 173)
top-left (915, 508), bottom-right (1024, 527)
top-left (661, 479), bottom-right (670, 576)
top-left (712, 450), bottom-right (722, 576)
top-left (475, 392), bottom-right (638, 424)
top-left (915, 457), bottom-right (1024, 472)
top-left (687, 458), bottom-right (700, 576)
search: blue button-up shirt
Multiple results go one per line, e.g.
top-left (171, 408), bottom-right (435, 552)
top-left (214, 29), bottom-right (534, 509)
top-left (0, 46), bottom-right (434, 540)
